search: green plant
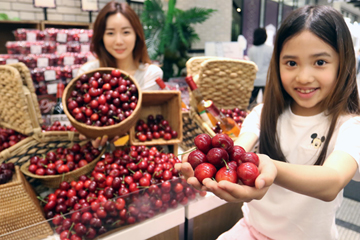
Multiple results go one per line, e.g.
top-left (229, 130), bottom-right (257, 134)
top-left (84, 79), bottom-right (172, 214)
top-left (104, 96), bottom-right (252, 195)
top-left (141, 0), bottom-right (215, 80)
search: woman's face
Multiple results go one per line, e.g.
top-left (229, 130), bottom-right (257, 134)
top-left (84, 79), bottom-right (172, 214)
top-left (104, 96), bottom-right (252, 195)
top-left (103, 13), bottom-right (136, 63)
top-left (279, 30), bottom-right (339, 116)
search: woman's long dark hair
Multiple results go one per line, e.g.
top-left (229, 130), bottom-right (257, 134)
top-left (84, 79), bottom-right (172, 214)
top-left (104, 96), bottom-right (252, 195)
top-left (259, 5), bottom-right (360, 165)
top-left (91, 1), bottom-right (151, 68)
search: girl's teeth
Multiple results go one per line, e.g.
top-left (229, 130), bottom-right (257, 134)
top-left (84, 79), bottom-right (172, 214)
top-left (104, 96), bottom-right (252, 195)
top-left (298, 89), bottom-right (314, 93)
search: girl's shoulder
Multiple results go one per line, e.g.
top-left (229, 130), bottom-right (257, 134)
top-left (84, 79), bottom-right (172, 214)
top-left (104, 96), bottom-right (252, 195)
top-left (77, 59), bottom-right (100, 76)
top-left (138, 63), bottom-right (162, 72)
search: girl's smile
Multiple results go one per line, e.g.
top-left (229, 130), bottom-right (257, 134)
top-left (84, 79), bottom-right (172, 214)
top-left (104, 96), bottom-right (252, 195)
top-left (279, 30), bottom-right (339, 116)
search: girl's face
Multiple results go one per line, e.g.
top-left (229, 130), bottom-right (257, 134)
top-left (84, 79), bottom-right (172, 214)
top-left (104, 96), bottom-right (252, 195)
top-left (279, 30), bottom-right (339, 116)
top-left (103, 13), bottom-right (136, 63)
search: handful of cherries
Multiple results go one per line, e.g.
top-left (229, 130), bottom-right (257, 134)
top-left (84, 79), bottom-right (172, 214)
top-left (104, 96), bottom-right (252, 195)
top-left (66, 69), bottom-right (138, 127)
top-left (0, 162), bottom-right (15, 184)
top-left (188, 133), bottom-right (260, 186)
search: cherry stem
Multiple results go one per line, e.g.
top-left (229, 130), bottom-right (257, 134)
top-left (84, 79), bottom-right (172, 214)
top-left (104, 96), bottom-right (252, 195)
top-left (177, 147), bottom-right (196, 156)
top-left (68, 222), bottom-right (75, 238)
top-left (212, 177), bottom-right (217, 182)
top-left (37, 196), bottom-right (48, 204)
top-left (127, 168), bottom-right (135, 174)
top-left (222, 159), bottom-right (229, 170)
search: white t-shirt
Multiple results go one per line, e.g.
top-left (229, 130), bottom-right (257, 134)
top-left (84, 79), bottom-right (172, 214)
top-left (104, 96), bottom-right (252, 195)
top-left (248, 44), bottom-right (273, 87)
top-left (239, 104), bottom-right (360, 240)
top-left (77, 60), bottom-right (163, 91)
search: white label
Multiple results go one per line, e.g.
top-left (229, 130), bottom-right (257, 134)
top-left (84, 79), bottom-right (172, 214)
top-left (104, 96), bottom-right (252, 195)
top-left (37, 57), bottom-right (49, 68)
top-left (47, 82), bottom-right (57, 94)
top-left (72, 68), bottom-right (79, 78)
top-left (26, 32), bottom-right (36, 41)
top-left (30, 45), bottom-right (42, 54)
top-left (87, 54), bottom-right (96, 62)
top-left (50, 114), bottom-right (71, 126)
top-left (80, 44), bottom-right (90, 53)
top-left (56, 44), bottom-right (67, 54)
top-left (64, 56), bottom-right (75, 66)
top-left (44, 70), bottom-right (56, 81)
top-left (79, 33), bottom-right (89, 43)
top-left (56, 33), bottom-right (67, 43)
top-left (6, 59), bottom-right (18, 64)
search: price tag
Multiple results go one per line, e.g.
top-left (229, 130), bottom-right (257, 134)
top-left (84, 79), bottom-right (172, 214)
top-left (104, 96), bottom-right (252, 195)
top-left (56, 33), bottom-right (67, 43)
top-left (47, 82), bottom-right (57, 94)
top-left (30, 45), bottom-right (42, 54)
top-left (80, 44), bottom-right (90, 53)
top-left (37, 57), bottom-right (49, 68)
top-left (44, 70), bottom-right (56, 81)
top-left (26, 32), bottom-right (36, 41)
top-left (56, 44), bottom-right (67, 54)
top-left (6, 59), bottom-right (19, 64)
top-left (72, 68), bottom-right (79, 78)
top-left (79, 33), bottom-right (89, 43)
top-left (64, 56), bottom-right (75, 66)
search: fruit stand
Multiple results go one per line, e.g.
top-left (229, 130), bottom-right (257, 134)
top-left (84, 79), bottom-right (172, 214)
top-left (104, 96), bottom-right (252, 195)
top-left (0, 30), bottom-right (258, 239)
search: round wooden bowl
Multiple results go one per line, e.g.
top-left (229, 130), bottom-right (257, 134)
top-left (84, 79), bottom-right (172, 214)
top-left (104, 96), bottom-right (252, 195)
top-left (62, 68), bottom-right (142, 140)
top-left (20, 147), bottom-right (105, 188)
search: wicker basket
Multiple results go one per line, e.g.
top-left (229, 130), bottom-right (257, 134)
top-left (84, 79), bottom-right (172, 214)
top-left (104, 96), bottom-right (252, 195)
top-left (0, 64), bottom-right (81, 164)
top-left (129, 90), bottom-right (183, 146)
top-left (180, 57), bottom-right (257, 151)
top-left (0, 166), bottom-right (53, 240)
top-left (20, 140), bottom-right (105, 188)
top-left (63, 68), bottom-right (143, 140)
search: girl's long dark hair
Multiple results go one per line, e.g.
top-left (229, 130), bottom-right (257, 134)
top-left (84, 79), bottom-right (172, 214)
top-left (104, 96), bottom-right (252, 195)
top-left (91, 1), bottom-right (151, 68)
top-left (259, 5), bottom-right (360, 165)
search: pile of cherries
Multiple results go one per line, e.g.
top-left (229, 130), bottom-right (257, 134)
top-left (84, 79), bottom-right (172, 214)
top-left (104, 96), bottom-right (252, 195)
top-left (42, 145), bottom-right (205, 239)
top-left (66, 69), bottom-right (139, 127)
top-left (188, 133), bottom-right (260, 186)
top-left (135, 114), bottom-right (178, 142)
top-left (212, 108), bottom-right (248, 134)
top-left (27, 142), bottom-right (101, 176)
top-left (0, 162), bottom-right (15, 185)
top-left (0, 128), bottom-right (27, 152)
top-left (42, 121), bottom-right (77, 132)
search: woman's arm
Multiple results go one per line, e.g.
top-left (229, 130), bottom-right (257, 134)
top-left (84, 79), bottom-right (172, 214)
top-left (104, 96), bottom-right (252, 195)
top-left (273, 150), bottom-right (358, 201)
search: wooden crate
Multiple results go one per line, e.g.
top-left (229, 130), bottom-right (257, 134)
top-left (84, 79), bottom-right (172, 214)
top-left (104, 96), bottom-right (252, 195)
top-left (129, 91), bottom-right (183, 146)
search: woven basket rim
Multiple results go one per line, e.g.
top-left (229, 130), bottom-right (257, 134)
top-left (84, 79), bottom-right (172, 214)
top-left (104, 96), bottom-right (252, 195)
top-left (62, 67), bottom-right (143, 132)
top-left (20, 146), bottom-right (105, 181)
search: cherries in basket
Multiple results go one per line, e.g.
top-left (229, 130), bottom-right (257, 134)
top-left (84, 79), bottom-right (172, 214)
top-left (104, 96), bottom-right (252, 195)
top-left (188, 133), bottom-right (260, 186)
top-left (66, 69), bottom-right (138, 126)
top-left (27, 142), bottom-right (101, 176)
top-left (0, 162), bottom-right (15, 184)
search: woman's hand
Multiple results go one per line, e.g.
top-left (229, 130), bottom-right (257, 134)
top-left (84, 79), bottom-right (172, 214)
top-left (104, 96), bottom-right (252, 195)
top-left (79, 134), bottom-right (120, 149)
top-left (175, 153), bottom-right (277, 202)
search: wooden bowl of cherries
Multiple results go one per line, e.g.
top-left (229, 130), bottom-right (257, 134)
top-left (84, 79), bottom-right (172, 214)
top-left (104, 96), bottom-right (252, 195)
top-left (63, 68), bottom-right (142, 139)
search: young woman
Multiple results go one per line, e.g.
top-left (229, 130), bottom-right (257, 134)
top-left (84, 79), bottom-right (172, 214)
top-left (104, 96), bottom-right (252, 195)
top-left (176, 5), bottom-right (360, 240)
top-left (78, 1), bottom-right (163, 146)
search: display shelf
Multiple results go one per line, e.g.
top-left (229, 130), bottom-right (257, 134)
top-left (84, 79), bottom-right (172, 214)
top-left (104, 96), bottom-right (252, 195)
top-left (185, 192), bottom-right (227, 219)
top-left (40, 21), bottom-right (91, 30)
top-left (0, 20), bottom-right (41, 54)
top-left (41, 205), bottom-right (185, 240)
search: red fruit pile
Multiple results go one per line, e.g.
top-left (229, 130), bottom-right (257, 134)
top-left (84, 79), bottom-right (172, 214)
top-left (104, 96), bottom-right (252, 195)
top-left (189, 133), bottom-right (260, 186)
top-left (42, 121), bottom-right (77, 132)
top-left (42, 145), bottom-right (206, 239)
top-left (28, 142), bottom-right (101, 176)
top-left (135, 114), bottom-right (178, 142)
top-left (212, 108), bottom-right (248, 134)
top-left (0, 162), bottom-right (15, 184)
top-left (66, 69), bottom-right (138, 127)
top-left (0, 128), bottom-right (27, 152)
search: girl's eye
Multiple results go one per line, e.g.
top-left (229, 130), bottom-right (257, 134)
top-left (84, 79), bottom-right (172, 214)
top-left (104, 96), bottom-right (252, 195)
top-left (316, 60), bottom-right (326, 66)
top-left (287, 61), bottom-right (297, 67)
top-left (105, 31), bottom-right (114, 35)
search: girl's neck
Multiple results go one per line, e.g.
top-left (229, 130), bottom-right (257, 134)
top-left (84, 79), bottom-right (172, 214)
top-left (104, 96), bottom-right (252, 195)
top-left (116, 57), bottom-right (139, 76)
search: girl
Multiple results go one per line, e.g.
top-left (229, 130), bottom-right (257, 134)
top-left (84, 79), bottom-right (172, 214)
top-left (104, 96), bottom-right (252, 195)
top-left (78, 1), bottom-right (163, 147)
top-left (176, 5), bottom-right (360, 240)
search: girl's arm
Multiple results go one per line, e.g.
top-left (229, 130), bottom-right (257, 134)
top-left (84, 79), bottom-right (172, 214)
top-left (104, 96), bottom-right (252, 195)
top-left (273, 151), bottom-right (358, 202)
